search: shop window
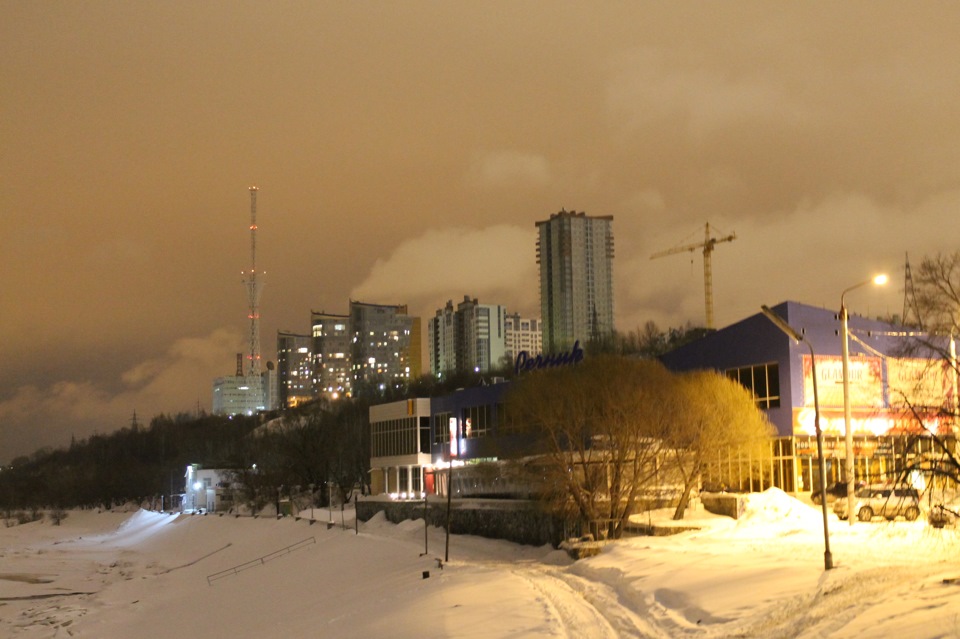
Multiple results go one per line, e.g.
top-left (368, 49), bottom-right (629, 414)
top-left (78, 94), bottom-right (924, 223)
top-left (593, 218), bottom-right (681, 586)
top-left (726, 363), bottom-right (781, 409)
top-left (412, 467), bottom-right (422, 492)
top-left (433, 412), bottom-right (452, 445)
top-left (419, 417), bottom-right (431, 454)
top-left (462, 405), bottom-right (491, 438)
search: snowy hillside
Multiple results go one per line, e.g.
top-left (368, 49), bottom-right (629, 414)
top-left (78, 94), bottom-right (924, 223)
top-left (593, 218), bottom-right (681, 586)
top-left (2, 489), bottom-right (959, 638)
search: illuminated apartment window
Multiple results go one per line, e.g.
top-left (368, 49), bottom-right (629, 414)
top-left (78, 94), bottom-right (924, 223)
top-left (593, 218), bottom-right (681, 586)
top-left (726, 363), bottom-right (780, 409)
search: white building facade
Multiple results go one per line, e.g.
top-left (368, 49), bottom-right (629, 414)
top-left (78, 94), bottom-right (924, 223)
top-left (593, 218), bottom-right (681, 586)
top-left (183, 464), bottom-right (236, 513)
top-left (212, 369), bottom-right (275, 416)
top-left (504, 313), bottom-right (542, 361)
top-left (369, 398), bottom-right (433, 497)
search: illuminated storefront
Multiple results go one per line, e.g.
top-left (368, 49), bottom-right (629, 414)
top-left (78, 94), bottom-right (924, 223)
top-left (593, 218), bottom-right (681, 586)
top-left (369, 382), bottom-right (518, 498)
top-left (662, 301), bottom-right (957, 494)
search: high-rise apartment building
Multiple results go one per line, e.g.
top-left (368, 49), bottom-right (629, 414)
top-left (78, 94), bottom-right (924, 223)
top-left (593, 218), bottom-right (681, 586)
top-left (428, 296), bottom-right (507, 376)
top-left (536, 210), bottom-right (614, 352)
top-left (429, 300), bottom-right (459, 375)
top-left (311, 311), bottom-right (352, 400)
top-left (504, 313), bottom-right (542, 361)
top-left (350, 301), bottom-right (422, 397)
top-left (276, 331), bottom-right (314, 408)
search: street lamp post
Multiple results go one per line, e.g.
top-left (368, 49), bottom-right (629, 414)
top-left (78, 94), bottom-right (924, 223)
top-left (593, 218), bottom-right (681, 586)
top-left (309, 483), bottom-right (315, 523)
top-left (761, 305), bottom-right (833, 570)
top-left (328, 482), bottom-right (335, 526)
top-left (840, 274), bottom-right (887, 525)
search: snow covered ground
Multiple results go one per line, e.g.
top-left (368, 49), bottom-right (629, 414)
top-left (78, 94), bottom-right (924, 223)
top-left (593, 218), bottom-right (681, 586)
top-left (2, 488), bottom-right (960, 638)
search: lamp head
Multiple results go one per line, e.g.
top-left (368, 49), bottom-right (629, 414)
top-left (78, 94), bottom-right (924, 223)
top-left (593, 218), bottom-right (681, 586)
top-left (760, 305), bottom-right (804, 344)
top-left (842, 272), bottom-right (890, 307)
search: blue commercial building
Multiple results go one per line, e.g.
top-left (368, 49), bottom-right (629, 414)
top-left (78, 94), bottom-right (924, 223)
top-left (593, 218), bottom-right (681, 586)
top-left (662, 301), bottom-right (956, 494)
top-left (369, 301), bottom-right (955, 500)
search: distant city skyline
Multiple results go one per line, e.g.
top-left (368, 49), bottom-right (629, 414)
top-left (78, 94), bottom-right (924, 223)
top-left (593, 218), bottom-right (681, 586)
top-left (4, 2), bottom-right (959, 462)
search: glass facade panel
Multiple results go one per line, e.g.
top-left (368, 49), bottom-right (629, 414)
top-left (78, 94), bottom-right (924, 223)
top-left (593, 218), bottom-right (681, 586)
top-left (726, 363), bottom-right (781, 409)
top-left (371, 416), bottom-right (419, 457)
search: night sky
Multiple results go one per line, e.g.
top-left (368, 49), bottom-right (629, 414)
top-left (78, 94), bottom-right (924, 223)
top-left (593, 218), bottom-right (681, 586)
top-left (3, 2), bottom-right (959, 462)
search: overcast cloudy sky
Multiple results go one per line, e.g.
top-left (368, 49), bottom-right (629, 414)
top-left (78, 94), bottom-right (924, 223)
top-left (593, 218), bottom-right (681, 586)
top-left (3, 2), bottom-right (959, 462)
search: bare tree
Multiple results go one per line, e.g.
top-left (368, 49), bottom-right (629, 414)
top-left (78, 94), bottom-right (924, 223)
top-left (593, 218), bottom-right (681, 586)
top-left (913, 252), bottom-right (960, 336)
top-left (892, 252), bottom-right (960, 520)
top-left (505, 356), bottom-right (679, 539)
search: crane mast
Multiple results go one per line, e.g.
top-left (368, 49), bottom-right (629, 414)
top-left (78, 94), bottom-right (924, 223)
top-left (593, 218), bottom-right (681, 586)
top-left (650, 222), bottom-right (736, 329)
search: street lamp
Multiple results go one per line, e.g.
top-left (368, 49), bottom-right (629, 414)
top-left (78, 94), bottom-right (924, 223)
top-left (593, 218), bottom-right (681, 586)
top-left (761, 305), bottom-right (833, 570)
top-left (840, 274), bottom-right (887, 525)
top-left (327, 482), bottom-right (335, 526)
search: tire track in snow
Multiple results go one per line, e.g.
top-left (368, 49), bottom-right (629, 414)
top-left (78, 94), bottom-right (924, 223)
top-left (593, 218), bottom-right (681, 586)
top-left (511, 565), bottom-right (667, 639)
top-left (511, 567), bottom-right (619, 638)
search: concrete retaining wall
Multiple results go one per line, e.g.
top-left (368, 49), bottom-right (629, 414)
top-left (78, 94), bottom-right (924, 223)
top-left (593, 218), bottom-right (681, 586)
top-left (700, 492), bottom-right (746, 519)
top-left (358, 494), bottom-right (742, 547)
top-left (356, 497), bottom-right (566, 547)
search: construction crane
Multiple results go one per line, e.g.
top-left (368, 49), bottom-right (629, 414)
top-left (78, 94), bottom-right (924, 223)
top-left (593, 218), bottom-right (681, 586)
top-left (650, 222), bottom-right (736, 329)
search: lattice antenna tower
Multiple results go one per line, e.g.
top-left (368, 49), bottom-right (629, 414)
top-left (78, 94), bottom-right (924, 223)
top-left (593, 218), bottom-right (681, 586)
top-left (902, 252), bottom-right (923, 329)
top-left (244, 187), bottom-right (264, 390)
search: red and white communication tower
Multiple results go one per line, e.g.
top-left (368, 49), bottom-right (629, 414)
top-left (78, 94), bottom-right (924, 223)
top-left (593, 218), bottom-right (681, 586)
top-left (243, 186), bottom-right (264, 405)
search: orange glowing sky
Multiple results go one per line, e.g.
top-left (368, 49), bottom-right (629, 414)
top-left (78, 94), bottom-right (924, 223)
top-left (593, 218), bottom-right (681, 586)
top-left (3, 1), bottom-right (959, 461)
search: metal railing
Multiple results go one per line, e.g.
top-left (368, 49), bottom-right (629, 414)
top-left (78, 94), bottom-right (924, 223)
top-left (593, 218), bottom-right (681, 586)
top-left (206, 536), bottom-right (316, 585)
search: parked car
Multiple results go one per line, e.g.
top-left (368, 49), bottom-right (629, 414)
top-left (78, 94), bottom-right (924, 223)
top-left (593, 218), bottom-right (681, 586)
top-left (833, 486), bottom-right (921, 522)
top-left (811, 481), bottom-right (865, 505)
